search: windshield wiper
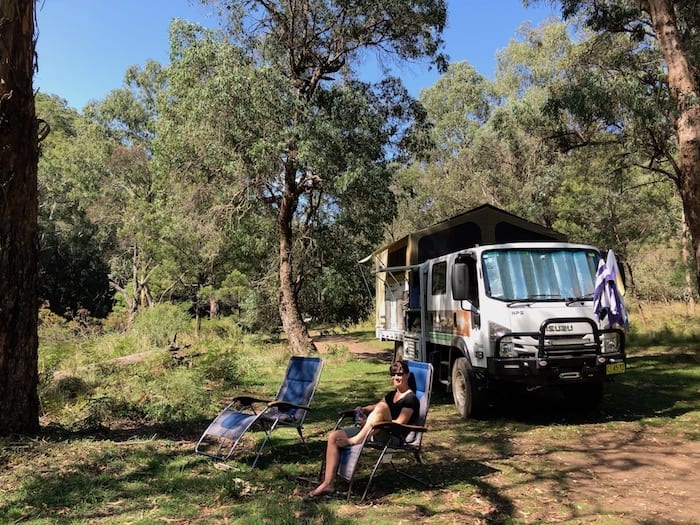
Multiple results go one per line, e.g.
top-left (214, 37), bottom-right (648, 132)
top-left (507, 300), bottom-right (533, 307)
top-left (566, 294), bottom-right (594, 305)
top-left (506, 295), bottom-right (559, 307)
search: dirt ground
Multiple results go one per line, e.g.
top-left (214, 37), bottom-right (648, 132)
top-left (314, 335), bottom-right (700, 525)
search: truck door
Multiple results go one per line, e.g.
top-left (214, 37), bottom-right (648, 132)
top-left (450, 254), bottom-right (489, 419)
top-left (451, 254), bottom-right (485, 365)
top-left (426, 259), bottom-right (449, 342)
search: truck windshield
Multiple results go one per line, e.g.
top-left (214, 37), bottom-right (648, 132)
top-left (482, 248), bottom-right (600, 302)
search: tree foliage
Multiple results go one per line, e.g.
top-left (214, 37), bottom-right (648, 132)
top-left (35, 94), bottom-right (112, 318)
top-left (393, 16), bottom-right (684, 300)
top-left (157, 1), bottom-right (448, 352)
top-left (532, 0), bottom-right (700, 296)
top-left (27, 1), bottom-right (700, 354)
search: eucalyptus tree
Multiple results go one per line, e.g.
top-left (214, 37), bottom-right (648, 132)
top-left (392, 61), bottom-right (496, 236)
top-left (161, 1), bottom-right (447, 353)
top-left (489, 17), bottom-right (681, 295)
top-left (85, 61), bottom-right (168, 325)
top-left (533, 0), bottom-right (700, 294)
top-left (35, 93), bottom-right (112, 318)
top-left (0, 0), bottom-right (40, 434)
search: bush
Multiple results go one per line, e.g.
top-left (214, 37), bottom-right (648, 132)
top-left (134, 366), bottom-right (212, 424)
top-left (131, 303), bottom-right (192, 348)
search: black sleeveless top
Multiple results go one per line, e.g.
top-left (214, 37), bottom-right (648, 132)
top-left (384, 390), bottom-right (419, 424)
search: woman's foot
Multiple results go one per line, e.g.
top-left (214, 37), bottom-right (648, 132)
top-left (307, 483), bottom-right (335, 499)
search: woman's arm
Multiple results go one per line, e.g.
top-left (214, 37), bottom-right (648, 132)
top-left (355, 402), bottom-right (377, 414)
top-left (394, 406), bottom-right (414, 425)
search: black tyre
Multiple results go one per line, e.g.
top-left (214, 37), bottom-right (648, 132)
top-left (451, 357), bottom-right (487, 420)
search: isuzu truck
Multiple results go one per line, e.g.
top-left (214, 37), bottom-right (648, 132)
top-left (367, 205), bottom-right (626, 419)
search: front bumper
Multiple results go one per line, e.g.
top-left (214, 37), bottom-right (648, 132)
top-left (488, 352), bottom-right (626, 385)
top-left (489, 318), bottom-right (626, 386)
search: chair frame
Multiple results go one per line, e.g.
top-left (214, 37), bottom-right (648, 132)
top-left (196, 355), bottom-right (324, 468)
top-left (329, 360), bottom-right (434, 501)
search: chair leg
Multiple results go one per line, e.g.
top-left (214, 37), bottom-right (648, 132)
top-left (390, 450), bottom-right (431, 487)
top-left (360, 443), bottom-right (391, 502)
top-left (251, 420), bottom-right (279, 468)
top-left (296, 426), bottom-right (310, 454)
top-left (346, 478), bottom-right (356, 501)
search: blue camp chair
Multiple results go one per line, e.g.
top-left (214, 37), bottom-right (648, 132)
top-left (330, 360), bottom-right (433, 501)
top-left (195, 356), bottom-right (324, 467)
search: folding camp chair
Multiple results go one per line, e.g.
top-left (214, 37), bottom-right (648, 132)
top-left (329, 360), bottom-right (433, 501)
top-left (195, 355), bottom-right (323, 468)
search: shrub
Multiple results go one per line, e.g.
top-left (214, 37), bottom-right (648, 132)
top-left (132, 366), bottom-right (212, 424)
top-left (131, 303), bottom-right (192, 349)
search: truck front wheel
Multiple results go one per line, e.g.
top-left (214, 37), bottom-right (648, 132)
top-left (452, 357), bottom-right (486, 420)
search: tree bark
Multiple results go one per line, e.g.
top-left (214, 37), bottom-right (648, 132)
top-left (277, 164), bottom-right (315, 354)
top-left (646, 0), bottom-right (700, 295)
top-left (0, 0), bottom-right (40, 435)
top-left (681, 212), bottom-right (696, 314)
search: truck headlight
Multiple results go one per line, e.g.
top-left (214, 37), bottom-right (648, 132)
top-left (490, 322), bottom-right (516, 358)
top-left (499, 339), bottom-right (517, 358)
top-left (601, 332), bottom-right (621, 353)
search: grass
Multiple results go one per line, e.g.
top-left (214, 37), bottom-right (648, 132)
top-left (1, 304), bottom-right (698, 523)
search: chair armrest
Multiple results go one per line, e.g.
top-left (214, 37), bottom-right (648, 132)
top-left (372, 421), bottom-right (428, 434)
top-left (267, 400), bottom-right (310, 411)
top-left (333, 408), bottom-right (362, 430)
top-left (232, 395), bottom-right (269, 406)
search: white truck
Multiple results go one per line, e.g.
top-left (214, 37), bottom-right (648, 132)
top-left (368, 206), bottom-right (627, 419)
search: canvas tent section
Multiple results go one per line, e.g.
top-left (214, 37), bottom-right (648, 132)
top-left (369, 204), bottom-right (567, 338)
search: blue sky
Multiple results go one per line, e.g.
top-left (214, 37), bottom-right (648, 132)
top-left (35, 0), bottom-right (559, 111)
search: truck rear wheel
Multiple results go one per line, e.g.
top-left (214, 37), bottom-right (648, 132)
top-left (452, 357), bottom-right (486, 420)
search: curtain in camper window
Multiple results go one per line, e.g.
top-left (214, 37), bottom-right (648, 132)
top-left (482, 249), bottom-right (599, 301)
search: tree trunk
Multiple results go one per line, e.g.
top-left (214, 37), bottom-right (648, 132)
top-left (209, 296), bottom-right (219, 320)
top-left (277, 168), bottom-right (315, 354)
top-left (681, 214), bottom-right (696, 314)
top-left (647, 0), bottom-right (700, 296)
top-left (0, 0), bottom-right (40, 435)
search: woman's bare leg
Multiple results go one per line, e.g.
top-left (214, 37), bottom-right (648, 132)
top-left (346, 402), bottom-right (391, 446)
top-left (309, 403), bottom-right (392, 497)
top-left (309, 429), bottom-right (349, 496)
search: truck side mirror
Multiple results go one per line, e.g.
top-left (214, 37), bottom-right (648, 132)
top-left (452, 262), bottom-right (470, 300)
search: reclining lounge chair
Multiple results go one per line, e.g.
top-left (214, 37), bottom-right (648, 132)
top-left (196, 355), bottom-right (324, 468)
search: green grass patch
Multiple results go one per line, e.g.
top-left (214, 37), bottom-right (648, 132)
top-left (3, 305), bottom-right (697, 523)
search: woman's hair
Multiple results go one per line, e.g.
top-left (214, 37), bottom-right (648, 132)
top-left (389, 359), bottom-right (409, 375)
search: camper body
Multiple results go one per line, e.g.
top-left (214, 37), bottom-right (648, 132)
top-left (370, 206), bottom-right (626, 418)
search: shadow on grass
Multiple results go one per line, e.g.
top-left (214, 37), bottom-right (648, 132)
top-left (463, 349), bottom-right (700, 426)
top-left (247, 434), bottom-right (506, 511)
top-left (0, 437), bottom-right (357, 524)
top-left (627, 329), bottom-right (699, 348)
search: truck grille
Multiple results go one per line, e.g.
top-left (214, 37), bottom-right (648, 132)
top-left (512, 334), bottom-right (598, 357)
top-left (513, 318), bottom-right (601, 359)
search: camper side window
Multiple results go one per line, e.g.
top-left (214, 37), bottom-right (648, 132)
top-left (431, 261), bottom-right (447, 295)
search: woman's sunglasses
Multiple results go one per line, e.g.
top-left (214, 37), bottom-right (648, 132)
top-left (390, 372), bottom-right (406, 377)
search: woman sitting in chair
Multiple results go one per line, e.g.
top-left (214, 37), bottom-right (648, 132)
top-left (308, 359), bottom-right (419, 499)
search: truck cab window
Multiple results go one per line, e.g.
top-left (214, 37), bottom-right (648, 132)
top-left (466, 257), bottom-right (478, 307)
top-left (431, 261), bottom-right (447, 295)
